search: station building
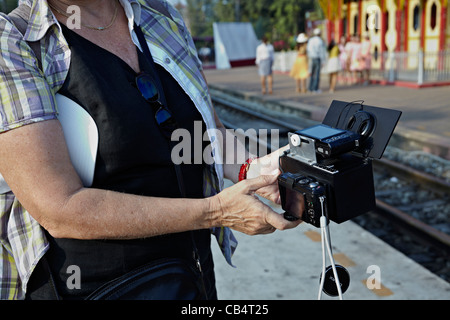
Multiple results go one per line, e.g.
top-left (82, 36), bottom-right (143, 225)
top-left (318, 0), bottom-right (450, 86)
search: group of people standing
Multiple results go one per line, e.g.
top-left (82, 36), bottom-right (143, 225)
top-left (255, 29), bottom-right (373, 95)
top-left (290, 29), bottom-right (372, 94)
top-left (339, 34), bottom-right (372, 86)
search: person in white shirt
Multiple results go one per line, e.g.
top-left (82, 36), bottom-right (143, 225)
top-left (306, 28), bottom-right (327, 92)
top-left (255, 36), bottom-right (275, 94)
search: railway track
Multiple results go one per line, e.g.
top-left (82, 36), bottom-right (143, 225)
top-left (212, 94), bottom-right (450, 282)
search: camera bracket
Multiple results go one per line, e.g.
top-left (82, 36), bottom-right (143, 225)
top-left (288, 133), bottom-right (318, 165)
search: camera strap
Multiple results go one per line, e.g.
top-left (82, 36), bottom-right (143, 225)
top-left (318, 196), bottom-right (345, 300)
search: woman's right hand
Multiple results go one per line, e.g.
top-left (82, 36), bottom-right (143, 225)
top-left (208, 175), bottom-right (302, 235)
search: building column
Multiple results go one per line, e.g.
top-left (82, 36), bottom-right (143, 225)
top-left (348, 0), bottom-right (352, 36)
top-left (338, 0), bottom-right (344, 40)
top-left (381, 0), bottom-right (388, 53)
top-left (420, 0), bottom-right (427, 50)
top-left (440, 0), bottom-right (447, 50)
top-left (358, 0), bottom-right (363, 35)
top-left (396, 0), bottom-right (403, 51)
top-left (404, 0), bottom-right (409, 51)
top-left (327, 3), bottom-right (333, 42)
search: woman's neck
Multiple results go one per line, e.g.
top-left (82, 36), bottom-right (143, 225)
top-left (47, 0), bottom-right (117, 22)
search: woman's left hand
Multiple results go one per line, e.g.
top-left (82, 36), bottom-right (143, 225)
top-left (246, 145), bottom-right (289, 204)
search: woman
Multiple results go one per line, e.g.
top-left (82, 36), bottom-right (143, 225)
top-left (289, 33), bottom-right (309, 94)
top-left (338, 36), bottom-right (348, 84)
top-left (349, 34), bottom-right (363, 84)
top-left (255, 36), bottom-right (275, 94)
top-left (0, 0), bottom-right (301, 300)
top-left (360, 35), bottom-right (372, 85)
top-left (326, 39), bottom-right (341, 93)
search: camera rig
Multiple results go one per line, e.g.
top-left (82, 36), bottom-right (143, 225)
top-left (278, 100), bottom-right (402, 227)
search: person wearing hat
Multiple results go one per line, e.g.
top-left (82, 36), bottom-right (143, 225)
top-left (306, 28), bottom-right (327, 93)
top-left (289, 33), bottom-right (309, 93)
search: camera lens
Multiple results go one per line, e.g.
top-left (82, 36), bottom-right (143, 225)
top-left (320, 265), bottom-right (350, 296)
top-left (298, 178), bottom-right (309, 185)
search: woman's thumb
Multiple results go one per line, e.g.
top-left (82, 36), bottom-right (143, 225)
top-left (244, 174), bottom-right (278, 192)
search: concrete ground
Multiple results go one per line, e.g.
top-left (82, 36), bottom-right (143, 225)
top-left (204, 67), bottom-right (450, 300)
top-left (211, 181), bottom-right (450, 300)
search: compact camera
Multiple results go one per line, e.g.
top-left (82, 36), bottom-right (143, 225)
top-left (278, 100), bottom-right (402, 227)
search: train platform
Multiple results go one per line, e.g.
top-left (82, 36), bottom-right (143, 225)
top-left (204, 66), bottom-right (450, 160)
top-left (211, 180), bottom-right (450, 300)
top-left (203, 66), bottom-right (450, 300)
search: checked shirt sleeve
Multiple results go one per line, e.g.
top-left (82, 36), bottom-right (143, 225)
top-left (0, 16), bottom-right (57, 134)
top-left (0, 14), bottom-right (56, 300)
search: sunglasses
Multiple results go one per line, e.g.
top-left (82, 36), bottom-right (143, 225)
top-left (135, 72), bottom-right (178, 139)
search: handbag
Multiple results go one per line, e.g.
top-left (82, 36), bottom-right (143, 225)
top-left (86, 258), bottom-right (206, 300)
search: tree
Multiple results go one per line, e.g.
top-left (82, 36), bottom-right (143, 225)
top-left (187, 0), bottom-right (316, 44)
top-left (186, 0), bottom-right (216, 37)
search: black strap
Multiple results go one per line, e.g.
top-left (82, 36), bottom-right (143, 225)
top-left (134, 23), bottom-right (188, 197)
top-left (134, 24), bottom-right (208, 299)
top-left (134, 25), bottom-right (168, 105)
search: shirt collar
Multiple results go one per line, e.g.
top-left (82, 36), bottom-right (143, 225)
top-left (19, 0), bottom-right (142, 42)
top-left (19, 0), bottom-right (57, 42)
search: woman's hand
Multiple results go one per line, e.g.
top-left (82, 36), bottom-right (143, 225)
top-left (209, 174), bottom-right (301, 236)
top-left (246, 145), bottom-right (289, 204)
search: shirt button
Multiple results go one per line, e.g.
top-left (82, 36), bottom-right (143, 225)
top-left (165, 57), bottom-right (171, 64)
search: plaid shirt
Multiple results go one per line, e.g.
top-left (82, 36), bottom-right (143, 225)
top-left (0, 0), bottom-right (236, 300)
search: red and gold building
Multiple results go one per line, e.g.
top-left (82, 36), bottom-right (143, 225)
top-left (318, 0), bottom-right (450, 83)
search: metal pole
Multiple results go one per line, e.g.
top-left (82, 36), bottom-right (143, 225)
top-left (418, 50), bottom-right (424, 85)
top-left (388, 51), bottom-right (396, 83)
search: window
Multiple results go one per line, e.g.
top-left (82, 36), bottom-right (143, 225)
top-left (413, 5), bottom-right (420, 31)
top-left (430, 2), bottom-right (437, 30)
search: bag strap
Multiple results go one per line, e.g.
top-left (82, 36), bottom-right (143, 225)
top-left (135, 24), bottom-right (208, 299)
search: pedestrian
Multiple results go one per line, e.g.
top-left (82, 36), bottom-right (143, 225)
top-left (360, 35), bottom-right (372, 85)
top-left (344, 35), bottom-right (354, 84)
top-left (326, 39), bottom-right (341, 93)
top-left (349, 34), bottom-right (363, 84)
top-left (0, 0), bottom-right (301, 300)
top-left (289, 33), bottom-right (309, 94)
top-left (338, 36), bottom-right (349, 84)
top-left (306, 28), bottom-right (327, 93)
top-left (255, 36), bottom-right (275, 94)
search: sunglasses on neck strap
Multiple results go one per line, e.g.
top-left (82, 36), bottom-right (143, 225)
top-left (135, 72), bottom-right (179, 139)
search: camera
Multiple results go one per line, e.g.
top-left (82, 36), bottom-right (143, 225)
top-left (278, 100), bottom-right (402, 227)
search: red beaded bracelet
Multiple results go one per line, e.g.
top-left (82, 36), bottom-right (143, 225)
top-left (238, 157), bottom-right (257, 181)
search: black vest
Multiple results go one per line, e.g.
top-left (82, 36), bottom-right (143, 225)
top-left (42, 24), bottom-right (212, 299)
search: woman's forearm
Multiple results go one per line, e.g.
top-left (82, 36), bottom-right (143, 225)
top-left (51, 187), bottom-right (214, 240)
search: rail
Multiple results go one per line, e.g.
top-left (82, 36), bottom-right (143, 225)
top-left (212, 93), bottom-right (450, 256)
